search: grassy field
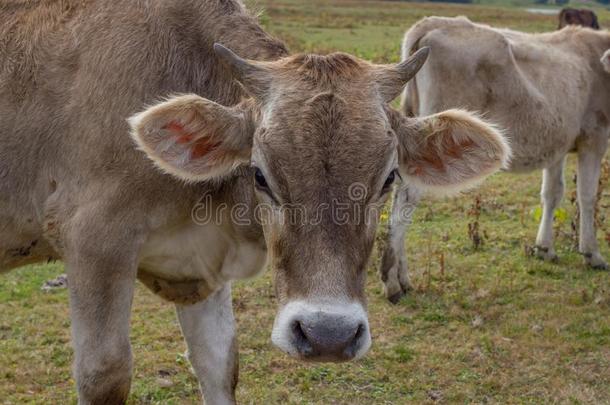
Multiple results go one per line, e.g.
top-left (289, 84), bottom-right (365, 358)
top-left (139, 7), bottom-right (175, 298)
top-left (1, 0), bottom-right (610, 404)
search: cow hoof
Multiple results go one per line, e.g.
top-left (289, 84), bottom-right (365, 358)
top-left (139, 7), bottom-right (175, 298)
top-left (380, 248), bottom-right (412, 304)
top-left (534, 246), bottom-right (558, 263)
top-left (388, 290), bottom-right (405, 305)
top-left (583, 253), bottom-right (609, 270)
top-left (384, 277), bottom-right (412, 304)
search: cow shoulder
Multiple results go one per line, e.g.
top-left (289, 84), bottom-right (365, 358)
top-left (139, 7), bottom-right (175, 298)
top-left (404, 17), bottom-right (513, 80)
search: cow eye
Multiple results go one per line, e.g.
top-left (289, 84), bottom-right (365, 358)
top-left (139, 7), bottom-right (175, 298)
top-left (382, 170), bottom-right (396, 192)
top-left (254, 167), bottom-right (268, 189)
top-left (253, 167), bottom-right (279, 203)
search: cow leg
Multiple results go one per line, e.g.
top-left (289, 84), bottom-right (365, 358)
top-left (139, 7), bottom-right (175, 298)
top-left (66, 212), bottom-right (143, 405)
top-left (379, 183), bottom-right (421, 304)
top-left (176, 283), bottom-right (238, 405)
top-left (576, 149), bottom-right (608, 270)
top-left (534, 158), bottom-right (565, 262)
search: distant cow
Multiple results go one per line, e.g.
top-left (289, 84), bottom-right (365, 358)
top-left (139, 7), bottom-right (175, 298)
top-left (378, 16), bottom-right (610, 303)
top-left (558, 8), bottom-right (600, 30)
top-left (0, 2), bottom-right (510, 403)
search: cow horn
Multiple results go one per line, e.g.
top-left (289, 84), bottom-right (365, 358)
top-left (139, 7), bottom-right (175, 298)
top-left (376, 46), bottom-right (430, 102)
top-left (214, 43), bottom-right (272, 99)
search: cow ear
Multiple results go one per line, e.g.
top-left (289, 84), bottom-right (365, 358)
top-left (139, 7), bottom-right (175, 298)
top-left (129, 95), bottom-right (255, 182)
top-left (395, 109), bottom-right (510, 194)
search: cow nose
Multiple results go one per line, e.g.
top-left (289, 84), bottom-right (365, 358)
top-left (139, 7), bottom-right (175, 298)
top-left (291, 314), bottom-right (366, 361)
top-left (272, 301), bottom-right (371, 362)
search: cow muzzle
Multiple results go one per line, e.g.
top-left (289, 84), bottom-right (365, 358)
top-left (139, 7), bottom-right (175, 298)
top-left (271, 300), bottom-right (371, 362)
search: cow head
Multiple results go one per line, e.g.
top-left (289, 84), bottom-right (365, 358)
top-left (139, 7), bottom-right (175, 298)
top-left (129, 45), bottom-right (510, 362)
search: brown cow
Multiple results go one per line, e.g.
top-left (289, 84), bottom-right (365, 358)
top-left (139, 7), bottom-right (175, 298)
top-left (0, 2), bottom-right (509, 403)
top-left (378, 16), bottom-right (610, 303)
top-left (558, 8), bottom-right (600, 30)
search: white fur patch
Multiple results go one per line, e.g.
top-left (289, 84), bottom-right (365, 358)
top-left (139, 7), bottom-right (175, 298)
top-left (139, 221), bottom-right (267, 289)
top-left (176, 284), bottom-right (236, 403)
top-left (602, 50), bottom-right (610, 73)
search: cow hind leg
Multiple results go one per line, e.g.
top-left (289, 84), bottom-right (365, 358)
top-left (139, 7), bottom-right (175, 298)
top-left (379, 183), bottom-right (421, 304)
top-left (65, 208), bottom-right (144, 405)
top-left (176, 283), bottom-right (238, 405)
top-left (534, 158), bottom-right (565, 262)
top-left (576, 149), bottom-right (608, 270)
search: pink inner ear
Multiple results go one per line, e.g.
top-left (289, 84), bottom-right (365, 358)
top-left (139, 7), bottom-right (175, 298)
top-left (176, 135), bottom-right (194, 144)
top-left (445, 137), bottom-right (474, 159)
top-left (420, 152), bottom-right (445, 171)
top-left (162, 120), bottom-right (223, 160)
top-left (164, 121), bottom-right (185, 133)
top-left (164, 121), bottom-right (194, 144)
top-left (191, 138), bottom-right (221, 159)
top-left (411, 136), bottom-right (476, 176)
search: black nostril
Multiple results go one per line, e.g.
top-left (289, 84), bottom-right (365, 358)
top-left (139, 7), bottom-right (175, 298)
top-left (354, 323), bottom-right (365, 341)
top-left (344, 323), bottom-right (365, 358)
top-left (291, 320), bottom-right (313, 356)
top-left (292, 320), bottom-right (305, 340)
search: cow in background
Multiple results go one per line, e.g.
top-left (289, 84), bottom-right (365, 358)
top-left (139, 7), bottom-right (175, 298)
top-left (559, 8), bottom-right (600, 30)
top-left (379, 16), bottom-right (610, 303)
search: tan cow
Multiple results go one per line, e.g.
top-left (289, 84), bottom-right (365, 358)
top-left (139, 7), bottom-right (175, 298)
top-left (379, 16), bottom-right (610, 303)
top-left (0, 2), bottom-right (509, 404)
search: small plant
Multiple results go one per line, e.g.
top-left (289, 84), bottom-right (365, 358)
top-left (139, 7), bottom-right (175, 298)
top-left (467, 194), bottom-right (486, 250)
top-left (599, 159), bottom-right (610, 247)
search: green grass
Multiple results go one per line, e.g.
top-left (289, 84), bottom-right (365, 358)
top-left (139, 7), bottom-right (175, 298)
top-left (252, 0), bottom-right (610, 62)
top-left (2, 0), bottom-right (610, 403)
